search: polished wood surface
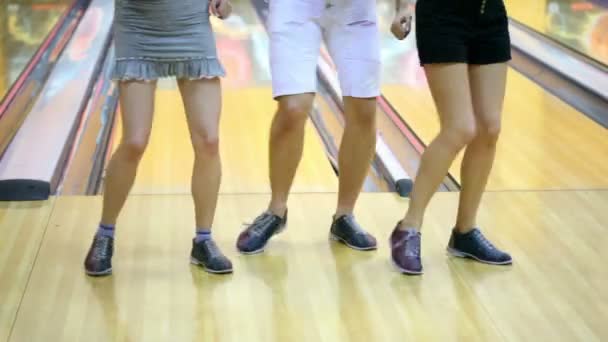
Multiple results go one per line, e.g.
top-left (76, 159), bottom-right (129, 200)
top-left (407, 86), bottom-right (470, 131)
top-left (382, 69), bottom-right (608, 191)
top-left (110, 81), bottom-right (337, 195)
top-left (0, 199), bottom-right (55, 342)
top-left (3, 191), bottom-right (608, 341)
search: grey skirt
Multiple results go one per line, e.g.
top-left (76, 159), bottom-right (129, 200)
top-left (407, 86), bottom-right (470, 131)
top-left (112, 0), bottom-right (226, 81)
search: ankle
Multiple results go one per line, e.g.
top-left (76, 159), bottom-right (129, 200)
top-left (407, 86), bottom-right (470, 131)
top-left (454, 225), bottom-right (475, 234)
top-left (97, 223), bottom-right (115, 238)
top-left (398, 220), bottom-right (420, 232)
top-left (195, 229), bottom-right (212, 243)
top-left (268, 202), bottom-right (287, 218)
top-left (334, 207), bottom-right (353, 219)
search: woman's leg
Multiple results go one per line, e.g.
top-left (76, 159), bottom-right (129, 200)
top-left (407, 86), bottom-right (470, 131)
top-left (178, 78), bottom-right (222, 230)
top-left (85, 80), bottom-right (156, 276)
top-left (101, 81), bottom-right (156, 225)
top-left (390, 63), bottom-right (476, 274)
top-left (400, 63), bottom-right (477, 230)
top-left (178, 77), bottom-right (232, 274)
top-left (455, 63), bottom-right (507, 232)
top-left (446, 64), bottom-right (511, 266)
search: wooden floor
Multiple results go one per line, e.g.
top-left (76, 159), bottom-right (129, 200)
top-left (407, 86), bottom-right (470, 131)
top-left (3, 2), bottom-right (607, 340)
top-left (1, 191), bottom-right (607, 341)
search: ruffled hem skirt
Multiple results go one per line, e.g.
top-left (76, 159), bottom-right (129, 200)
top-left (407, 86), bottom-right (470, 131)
top-left (111, 57), bottom-right (226, 82)
top-left (112, 0), bottom-right (224, 82)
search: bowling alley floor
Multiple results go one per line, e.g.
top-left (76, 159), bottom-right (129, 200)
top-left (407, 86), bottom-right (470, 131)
top-left (2, 1), bottom-right (607, 341)
top-left (1, 190), bottom-right (607, 341)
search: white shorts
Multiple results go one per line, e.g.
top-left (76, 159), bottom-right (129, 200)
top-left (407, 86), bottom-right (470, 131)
top-left (268, 0), bottom-right (381, 99)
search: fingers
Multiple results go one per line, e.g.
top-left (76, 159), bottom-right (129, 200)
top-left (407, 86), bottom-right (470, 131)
top-left (391, 15), bottom-right (412, 40)
top-left (209, 0), bottom-right (219, 17)
top-left (401, 15), bottom-right (412, 35)
top-left (391, 22), bottom-right (406, 40)
top-left (211, 0), bottom-right (231, 19)
top-left (219, 1), bottom-right (232, 19)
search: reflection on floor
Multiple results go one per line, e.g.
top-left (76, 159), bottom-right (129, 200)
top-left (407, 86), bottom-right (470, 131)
top-left (2, 191), bottom-right (608, 341)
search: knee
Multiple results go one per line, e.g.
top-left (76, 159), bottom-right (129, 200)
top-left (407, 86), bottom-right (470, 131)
top-left (276, 98), bottom-right (310, 131)
top-left (442, 121), bottom-right (477, 150)
top-left (344, 97), bottom-right (376, 128)
top-left (192, 134), bottom-right (220, 157)
top-left (120, 137), bottom-right (148, 161)
top-left (477, 120), bottom-right (501, 145)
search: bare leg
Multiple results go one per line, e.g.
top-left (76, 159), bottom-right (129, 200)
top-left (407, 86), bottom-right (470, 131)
top-left (180, 77), bottom-right (232, 274)
top-left (400, 64), bottom-right (477, 230)
top-left (335, 96), bottom-right (376, 217)
top-left (100, 81), bottom-right (156, 225)
top-left (178, 78), bottom-right (222, 229)
top-left (267, 93), bottom-right (315, 217)
top-left (455, 63), bottom-right (507, 232)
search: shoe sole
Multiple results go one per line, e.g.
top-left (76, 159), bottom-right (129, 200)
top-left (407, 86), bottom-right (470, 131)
top-left (391, 260), bottom-right (424, 275)
top-left (85, 268), bottom-right (112, 276)
top-left (190, 257), bottom-right (233, 274)
top-left (447, 247), bottom-right (513, 265)
top-left (237, 224), bottom-right (287, 255)
top-left (329, 233), bottom-right (377, 251)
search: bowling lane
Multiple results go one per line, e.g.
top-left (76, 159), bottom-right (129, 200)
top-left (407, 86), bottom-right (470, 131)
top-left (376, 0), bottom-right (608, 191)
top-left (110, 1), bottom-right (338, 195)
top-left (505, 0), bottom-right (608, 66)
top-left (0, 0), bottom-right (73, 101)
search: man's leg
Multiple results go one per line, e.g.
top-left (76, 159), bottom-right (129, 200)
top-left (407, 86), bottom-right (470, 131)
top-left (336, 97), bottom-right (376, 217)
top-left (268, 94), bottom-right (315, 217)
top-left (236, 1), bottom-right (322, 254)
top-left (325, 6), bottom-right (380, 250)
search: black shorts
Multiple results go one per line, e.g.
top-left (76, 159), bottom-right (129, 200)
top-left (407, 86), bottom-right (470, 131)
top-left (415, 0), bottom-right (511, 65)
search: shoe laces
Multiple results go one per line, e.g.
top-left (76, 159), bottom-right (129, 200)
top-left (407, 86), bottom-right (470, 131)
top-left (244, 212), bottom-right (276, 236)
top-left (92, 237), bottom-right (110, 261)
top-left (342, 215), bottom-right (368, 236)
top-left (472, 229), bottom-right (496, 250)
top-left (404, 233), bottom-right (421, 257)
top-left (203, 239), bottom-right (222, 259)
top-left (394, 229), bottom-right (421, 257)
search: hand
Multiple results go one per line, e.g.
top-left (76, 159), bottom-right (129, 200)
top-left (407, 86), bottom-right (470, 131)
top-left (210, 0), bottom-right (232, 19)
top-left (391, 7), bottom-right (414, 40)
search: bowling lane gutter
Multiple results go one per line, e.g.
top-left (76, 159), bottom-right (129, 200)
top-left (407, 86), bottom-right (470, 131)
top-left (57, 45), bottom-right (119, 196)
top-left (508, 19), bottom-right (608, 128)
top-left (0, 0), bottom-right (114, 201)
